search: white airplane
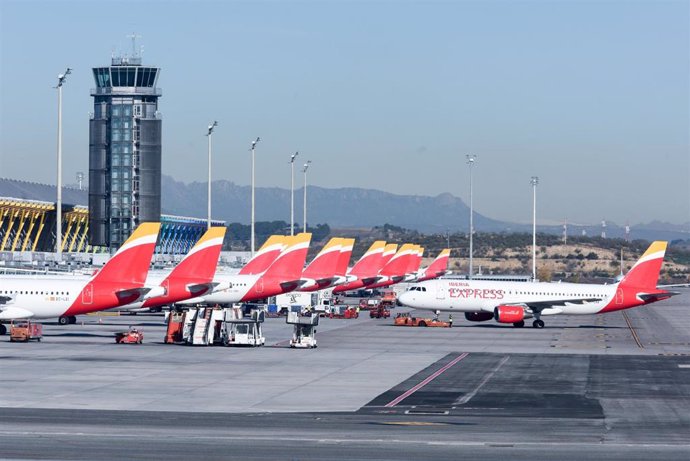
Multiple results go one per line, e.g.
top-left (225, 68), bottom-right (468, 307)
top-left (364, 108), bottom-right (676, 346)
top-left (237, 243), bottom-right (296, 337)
top-left (398, 241), bottom-right (677, 328)
top-left (180, 232), bottom-right (312, 305)
top-left (0, 223), bottom-right (160, 334)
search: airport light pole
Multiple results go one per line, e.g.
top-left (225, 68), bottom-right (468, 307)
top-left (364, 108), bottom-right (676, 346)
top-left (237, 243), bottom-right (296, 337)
top-left (466, 154), bottom-right (476, 279)
top-left (206, 121), bottom-right (218, 230)
top-left (531, 176), bottom-right (539, 281)
top-left (55, 67), bottom-right (72, 261)
top-left (302, 160), bottom-right (311, 233)
top-left (250, 137), bottom-right (261, 257)
top-left (290, 151), bottom-right (299, 236)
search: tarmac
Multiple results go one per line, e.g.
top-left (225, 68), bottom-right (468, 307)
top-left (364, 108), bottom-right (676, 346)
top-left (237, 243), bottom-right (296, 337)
top-left (0, 290), bottom-right (689, 460)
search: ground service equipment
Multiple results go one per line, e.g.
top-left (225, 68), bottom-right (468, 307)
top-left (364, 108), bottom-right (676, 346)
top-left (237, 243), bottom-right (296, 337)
top-left (287, 311), bottom-right (318, 348)
top-left (9, 320), bottom-right (42, 342)
top-left (222, 307), bottom-right (265, 346)
top-left (394, 313), bottom-right (450, 328)
top-left (114, 327), bottom-right (144, 344)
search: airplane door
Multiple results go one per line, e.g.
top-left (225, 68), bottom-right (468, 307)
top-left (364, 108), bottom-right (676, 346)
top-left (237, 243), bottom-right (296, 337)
top-left (82, 283), bottom-right (93, 305)
top-left (256, 279), bottom-right (264, 294)
top-left (616, 288), bottom-right (623, 305)
top-left (436, 284), bottom-right (446, 300)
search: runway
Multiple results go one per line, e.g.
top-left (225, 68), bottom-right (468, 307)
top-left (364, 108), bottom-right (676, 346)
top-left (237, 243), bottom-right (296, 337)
top-left (0, 290), bottom-right (689, 460)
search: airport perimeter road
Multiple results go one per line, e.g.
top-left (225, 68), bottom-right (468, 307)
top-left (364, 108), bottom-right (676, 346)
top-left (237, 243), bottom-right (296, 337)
top-left (0, 291), bottom-right (688, 459)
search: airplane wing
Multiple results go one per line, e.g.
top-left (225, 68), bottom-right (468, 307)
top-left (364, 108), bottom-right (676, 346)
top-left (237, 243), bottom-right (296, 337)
top-left (493, 297), bottom-right (604, 314)
top-left (0, 294), bottom-right (14, 306)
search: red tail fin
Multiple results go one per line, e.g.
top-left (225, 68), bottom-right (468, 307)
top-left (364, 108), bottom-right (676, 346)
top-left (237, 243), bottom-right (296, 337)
top-left (262, 233), bottom-right (312, 280)
top-left (165, 227), bottom-right (226, 283)
top-left (303, 237), bottom-right (342, 279)
top-left (91, 223), bottom-right (160, 286)
top-left (239, 235), bottom-right (286, 275)
top-left (349, 240), bottom-right (386, 277)
top-left (619, 241), bottom-right (668, 289)
top-left (336, 238), bottom-right (355, 276)
top-left (419, 249), bottom-right (450, 280)
top-left (380, 243), bottom-right (417, 277)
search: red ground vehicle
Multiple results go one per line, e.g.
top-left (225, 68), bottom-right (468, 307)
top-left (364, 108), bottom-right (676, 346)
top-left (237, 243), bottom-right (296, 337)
top-left (369, 303), bottom-right (391, 319)
top-left (115, 327), bottom-right (144, 344)
top-left (10, 321), bottom-right (42, 342)
top-left (393, 313), bottom-right (449, 328)
top-left (329, 306), bottom-right (359, 319)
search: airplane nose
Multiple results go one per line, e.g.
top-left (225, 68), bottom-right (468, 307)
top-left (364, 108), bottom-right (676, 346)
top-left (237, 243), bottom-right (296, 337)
top-left (398, 292), bottom-right (413, 306)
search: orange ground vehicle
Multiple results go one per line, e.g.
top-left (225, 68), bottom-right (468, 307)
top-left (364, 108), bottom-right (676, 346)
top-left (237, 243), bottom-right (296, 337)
top-left (381, 291), bottom-right (396, 303)
top-left (370, 303), bottom-right (391, 319)
top-left (394, 313), bottom-right (449, 328)
top-left (115, 327), bottom-right (144, 344)
top-left (10, 320), bottom-right (42, 342)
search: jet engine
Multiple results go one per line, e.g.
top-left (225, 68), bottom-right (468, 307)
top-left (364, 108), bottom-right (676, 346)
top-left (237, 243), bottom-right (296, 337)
top-left (464, 311), bottom-right (494, 322)
top-left (493, 305), bottom-right (525, 323)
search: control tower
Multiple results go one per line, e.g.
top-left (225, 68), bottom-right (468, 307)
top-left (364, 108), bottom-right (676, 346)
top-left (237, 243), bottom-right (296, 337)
top-left (88, 44), bottom-right (162, 249)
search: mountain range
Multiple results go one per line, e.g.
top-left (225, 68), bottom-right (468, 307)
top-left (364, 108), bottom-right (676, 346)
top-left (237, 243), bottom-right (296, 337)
top-left (160, 176), bottom-right (690, 242)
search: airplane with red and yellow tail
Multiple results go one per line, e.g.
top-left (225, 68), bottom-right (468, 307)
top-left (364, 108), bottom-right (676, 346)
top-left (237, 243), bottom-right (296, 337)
top-left (399, 241), bottom-right (678, 328)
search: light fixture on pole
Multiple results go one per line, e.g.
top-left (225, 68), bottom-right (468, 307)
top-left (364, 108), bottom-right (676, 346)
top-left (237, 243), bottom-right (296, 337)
top-left (466, 154), bottom-right (476, 279)
top-left (250, 137), bottom-right (261, 257)
top-left (55, 67), bottom-right (72, 261)
top-left (289, 151), bottom-right (299, 236)
top-left (206, 121), bottom-right (218, 230)
top-left (530, 176), bottom-right (539, 281)
top-left (302, 160), bottom-right (311, 233)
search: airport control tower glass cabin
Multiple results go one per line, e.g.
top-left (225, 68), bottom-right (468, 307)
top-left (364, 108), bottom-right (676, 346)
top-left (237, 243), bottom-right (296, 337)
top-left (88, 53), bottom-right (162, 249)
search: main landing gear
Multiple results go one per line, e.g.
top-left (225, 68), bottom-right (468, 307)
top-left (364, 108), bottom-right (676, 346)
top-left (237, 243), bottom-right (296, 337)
top-left (58, 316), bottom-right (77, 326)
top-left (532, 319), bottom-right (545, 328)
top-left (513, 321), bottom-right (525, 328)
top-left (0, 324), bottom-right (6, 335)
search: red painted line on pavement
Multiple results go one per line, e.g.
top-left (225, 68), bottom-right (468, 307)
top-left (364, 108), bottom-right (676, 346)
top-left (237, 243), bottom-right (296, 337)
top-left (384, 352), bottom-right (469, 407)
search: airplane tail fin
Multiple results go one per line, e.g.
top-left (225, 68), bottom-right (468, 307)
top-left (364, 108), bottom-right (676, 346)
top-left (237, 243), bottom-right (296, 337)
top-left (91, 223), bottom-right (160, 286)
top-left (239, 235), bottom-right (286, 275)
top-left (407, 246), bottom-right (424, 273)
top-left (165, 227), bottom-right (226, 282)
top-left (336, 238), bottom-right (355, 276)
top-left (263, 233), bottom-right (312, 280)
top-left (380, 243), bottom-right (417, 276)
top-left (619, 241), bottom-right (668, 290)
top-left (380, 243), bottom-right (399, 267)
top-left (349, 240), bottom-right (386, 276)
top-left (302, 237), bottom-right (342, 278)
top-left (425, 249), bottom-right (451, 276)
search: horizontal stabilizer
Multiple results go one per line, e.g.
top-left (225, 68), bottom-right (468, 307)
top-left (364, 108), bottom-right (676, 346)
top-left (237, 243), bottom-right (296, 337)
top-left (115, 287), bottom-right (152, 304)
top-left (639, 292), bottom-right (679, 302)
top-left (186, 282), bottom-right (217, 297)
top-left (280, 279), bottom-right (305, 292)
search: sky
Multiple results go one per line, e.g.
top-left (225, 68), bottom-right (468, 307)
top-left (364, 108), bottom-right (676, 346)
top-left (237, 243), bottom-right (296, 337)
top-left (1, 0), bottom-right (688, 227)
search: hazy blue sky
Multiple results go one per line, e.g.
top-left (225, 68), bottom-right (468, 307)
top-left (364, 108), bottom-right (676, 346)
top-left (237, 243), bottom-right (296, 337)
top-left (1, 0), bottom-right (688, 227)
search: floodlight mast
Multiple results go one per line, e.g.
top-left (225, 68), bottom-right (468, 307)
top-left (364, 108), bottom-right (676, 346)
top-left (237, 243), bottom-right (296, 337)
top-left (466, 154), bottom-right (476, 279)
top-left (530, 176), bottom-right (539, 281)
top-left (56, 67), bottom-right (72, 261)
top-left (303, 160), bottom-right (311, 233)
top-left (250, 137), bottom-right (261, 257)
top-left (290, 151), bottom-right (299, 236)
top-left (206, 121), bottom-right (218, 230)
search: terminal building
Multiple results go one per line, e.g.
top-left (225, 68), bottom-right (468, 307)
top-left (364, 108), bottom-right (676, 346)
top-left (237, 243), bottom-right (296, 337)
top-left (89, 51), bottom-right (162, 248)
top-left (0, 179), bottom-right (225, 259)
